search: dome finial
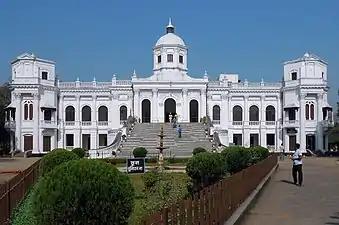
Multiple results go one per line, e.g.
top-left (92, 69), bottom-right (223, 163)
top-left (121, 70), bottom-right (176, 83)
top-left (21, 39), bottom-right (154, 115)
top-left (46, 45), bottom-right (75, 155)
top-left (166, 18), bottom-right (174, 34)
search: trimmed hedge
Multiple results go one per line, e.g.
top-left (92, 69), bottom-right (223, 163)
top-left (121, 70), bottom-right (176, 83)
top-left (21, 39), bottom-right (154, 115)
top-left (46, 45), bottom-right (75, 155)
top-left (192, 147), bottom-right (207, 155)
top-left (71, 147), bottom-right (86, 158)
top-left (186, 152), bottom-right (228, 192)
top-left (221, 146), bottom-right (252, 174)
top-left (39, 148), bottom-right (79, 176)
top-left (133, 147), bottom-right (148, 158)
top-left (186, 145), bottom-right (270, 193)
top-left (33, 159), bottom-right (135, 225)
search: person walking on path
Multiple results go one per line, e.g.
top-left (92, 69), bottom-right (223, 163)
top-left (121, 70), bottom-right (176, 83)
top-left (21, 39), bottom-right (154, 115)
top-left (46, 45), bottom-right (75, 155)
top-left (177, 125), bottom-right (182, 138)
top-left (289, 143), bottom-right (303, 186)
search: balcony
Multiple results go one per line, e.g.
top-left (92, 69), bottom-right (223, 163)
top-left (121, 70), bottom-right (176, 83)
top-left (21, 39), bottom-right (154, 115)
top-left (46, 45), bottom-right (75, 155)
top-left (40, 120), bottom-right (57, 129)
top-left (283, 120), bottom-right (299, 128)
top-left (265, 121), bottom-right (276, 126)
top-left (81, 121), bottom-right (92, 126)
top-left (65, 121), bottom-right (75, 126)
top-left (4, 121), bottom-right (16, 130)
top-left (98, 121), bottom-right (108, 126)
top-left (249, 121), bottom-right (260, 126)
top-left (212, 120), bottom-right (220, 125)
top-left (232, 121), bottom-right (243, 126)
top-left (321, 120), bottom-right (334, 128)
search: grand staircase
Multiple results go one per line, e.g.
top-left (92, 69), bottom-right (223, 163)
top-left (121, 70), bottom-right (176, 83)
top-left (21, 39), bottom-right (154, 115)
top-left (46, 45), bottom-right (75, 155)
top-left (120, 123), bottom-right (212, 157)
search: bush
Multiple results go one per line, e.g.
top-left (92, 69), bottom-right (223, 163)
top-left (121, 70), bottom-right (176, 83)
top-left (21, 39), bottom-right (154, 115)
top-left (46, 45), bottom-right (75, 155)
top-left (133, 147), bottom-right (148, 158)
top-left (143, 169), bottom-right (161, 191)
top-left (71, 147), bottom-right (86, 158)
top-left (186, 152), bottom-right (227, 192)
top-left (141, 171), bottom-right (187, 214)
top-left (192, 147), bottom-right (207, 155)
top-left (39, 149), bottom-right (79, 176)
top-left (248, 146), bottom-right (270, 164)
top-left (33, 159), bottom-right (135, 225)
top-left (221, 146), bottom-right (251, 174)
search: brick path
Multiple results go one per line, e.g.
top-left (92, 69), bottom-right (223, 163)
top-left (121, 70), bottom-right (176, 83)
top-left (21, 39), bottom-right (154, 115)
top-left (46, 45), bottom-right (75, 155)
top-left (240, 157), bottom-right (339, 225)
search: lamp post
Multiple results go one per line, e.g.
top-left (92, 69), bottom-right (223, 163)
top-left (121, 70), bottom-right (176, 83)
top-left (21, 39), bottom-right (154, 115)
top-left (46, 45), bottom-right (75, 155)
top-left (156, 125), bottom-right (168, 170)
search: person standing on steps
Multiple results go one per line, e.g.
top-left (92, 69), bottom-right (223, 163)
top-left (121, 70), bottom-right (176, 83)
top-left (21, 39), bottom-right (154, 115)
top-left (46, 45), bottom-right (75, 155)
top-left (177, 125), bottom-right (182, 138)
top-left (289, 143), bottom-right (303, 186)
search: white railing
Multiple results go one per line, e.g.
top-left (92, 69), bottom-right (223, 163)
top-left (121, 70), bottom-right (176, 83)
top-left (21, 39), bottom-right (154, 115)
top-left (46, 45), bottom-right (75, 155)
top-left (65, 121), bottom-right (75, 126)
top-left (58, 80), bottom-right (132, 88)
top-left (81, 121), bottom-right (92, 126)
top-left (232, 121), bottom-right (243, 126)
top-left (212, 120), bottom-right (220, 125)
top-left (88, 130), bottom-right (123, 159)
top-left (98, 121), bottom-right (108, 126)
top-left (249, 121), bottom-right (259, 126)
top-left (4, 121), bottom-right (16, 129)
top-left (265, 121), bottom-right (276, 126)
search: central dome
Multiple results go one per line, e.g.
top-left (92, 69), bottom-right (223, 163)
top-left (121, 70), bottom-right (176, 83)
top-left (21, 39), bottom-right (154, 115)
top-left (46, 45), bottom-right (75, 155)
top-left (155, 33), bottom-right (185, 46)
top-left (155, 19), bottom-right (186, 47)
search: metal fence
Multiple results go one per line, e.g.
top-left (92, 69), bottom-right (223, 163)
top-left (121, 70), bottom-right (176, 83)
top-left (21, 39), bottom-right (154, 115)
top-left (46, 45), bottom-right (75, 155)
top-left (0, 160), bottom-right (40, 225)
top-left (140, 155), bottom-right (278, 225)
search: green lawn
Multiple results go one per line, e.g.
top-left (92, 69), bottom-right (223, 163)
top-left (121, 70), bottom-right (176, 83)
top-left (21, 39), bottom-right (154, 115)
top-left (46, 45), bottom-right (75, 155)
top-left (11, 172), bottom-right (188, 225)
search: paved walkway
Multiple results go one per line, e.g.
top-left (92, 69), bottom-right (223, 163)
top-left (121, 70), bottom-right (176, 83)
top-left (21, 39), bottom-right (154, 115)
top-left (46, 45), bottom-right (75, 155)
top-left (241, 157), bottom-right (339, 225)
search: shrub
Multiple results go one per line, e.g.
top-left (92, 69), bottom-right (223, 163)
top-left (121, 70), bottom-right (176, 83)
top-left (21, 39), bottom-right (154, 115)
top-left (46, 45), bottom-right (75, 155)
top-left (133, 147), bottom-right (148, 158)
top-left (33, 159), bottom-right (134, 225)
top-left (186, 152), bottom-right (228, 192)
top-left (39, 149), bottom-right (79, 176)
top-left (192, 147), bottom-right (207, 155)
top-left (248, 146), bottom-right (270, 164)
top-left (221, 146), bottom-right (251, 174)
top-left (72, 147), bottom-right (86, 158)
top-left (141, 171), bottom-right (187, 214)
top-left (143, 169), bottom-right (161, 191)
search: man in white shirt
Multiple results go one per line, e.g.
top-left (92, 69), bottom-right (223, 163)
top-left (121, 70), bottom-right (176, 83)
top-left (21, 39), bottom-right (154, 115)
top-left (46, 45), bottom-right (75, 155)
top-left (290, 143), bottom-right (303, 186)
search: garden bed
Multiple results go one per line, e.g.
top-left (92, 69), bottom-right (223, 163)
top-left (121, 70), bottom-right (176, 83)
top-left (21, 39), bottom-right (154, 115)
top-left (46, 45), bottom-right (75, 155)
top-left (11, 172), bottom-right (188, 225)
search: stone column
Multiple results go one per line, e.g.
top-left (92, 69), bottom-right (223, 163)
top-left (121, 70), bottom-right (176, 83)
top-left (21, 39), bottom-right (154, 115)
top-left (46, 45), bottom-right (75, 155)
top-left (243, 95), bottom-right (249, 147)
top-left (58, 95), bottom-right (64, 148)
top-left (299, 93), bottom-right (306, 151)
top-left (76, 96), bottom-right (81, 147)
top-left (200, 89), bottom-right (207, 119)
top-left (152, 88), bottom-right (158, 122)
top-left (134, 89), bottom-right (140, 119)
top-left (33, 93), bottom-right (40, 153)
top-left (221, 94), bottom-right (229, 128)
top-left (260, 96), bottom-right (265, 146)
top-left (182, 88), bottom-right (188, 122)
top-left (92, 95), bottom-right (97, 126)
top-left (317, 93), bottom-right (324, 150)
top-left (14, 93), bottom-right (22, 151)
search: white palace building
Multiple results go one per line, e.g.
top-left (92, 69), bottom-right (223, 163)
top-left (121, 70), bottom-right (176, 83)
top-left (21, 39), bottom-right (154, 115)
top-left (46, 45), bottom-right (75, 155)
top-left (4, 20), bottom-right (334, 155)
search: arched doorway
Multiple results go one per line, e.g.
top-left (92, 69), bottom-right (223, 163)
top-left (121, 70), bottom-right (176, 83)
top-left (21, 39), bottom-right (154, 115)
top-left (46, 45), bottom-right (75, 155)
top-left (189, 100), bottom-right (199, 122)
top-left (141, 99), bottom-right (151, 123)
top-left (164, 98), bottom-right (176, 122)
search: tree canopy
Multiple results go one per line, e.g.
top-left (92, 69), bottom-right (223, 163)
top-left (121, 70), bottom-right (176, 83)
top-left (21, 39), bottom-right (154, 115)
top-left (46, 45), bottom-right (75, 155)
top-left (0, 82), bottom-right (11, 155)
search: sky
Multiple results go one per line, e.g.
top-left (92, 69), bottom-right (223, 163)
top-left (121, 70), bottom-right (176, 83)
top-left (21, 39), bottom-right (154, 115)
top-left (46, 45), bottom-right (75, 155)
top-left (0, 0), bottom-right (338, 105)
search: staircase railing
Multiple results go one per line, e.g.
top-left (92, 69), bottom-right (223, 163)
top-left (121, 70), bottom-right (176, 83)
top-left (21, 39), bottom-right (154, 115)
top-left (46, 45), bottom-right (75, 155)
top-left (88, 130), bottom-right (123, 158)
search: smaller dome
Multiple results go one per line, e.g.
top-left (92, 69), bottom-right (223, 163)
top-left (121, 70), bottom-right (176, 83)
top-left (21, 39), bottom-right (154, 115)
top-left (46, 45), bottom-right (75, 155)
top-left (155, 33), bottom-right (185, 46)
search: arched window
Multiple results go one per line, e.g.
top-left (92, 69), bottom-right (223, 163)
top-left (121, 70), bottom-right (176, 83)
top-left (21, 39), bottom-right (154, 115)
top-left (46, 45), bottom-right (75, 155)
top-left (305, 101), bottom-right (315, 120)
top-left (81, 106), bottom-right (91, 121)
top-left (232, 105), bottom-right (243, 121)
top-left (23, 100), bottom-right (33, 120)
top-left (65, 106), bottom-right (75, 121)
top-left (120, 105), bottom-right (127, 121)
top-left (249, 105), bottom-right (259, 121)
top-left (212, 105), bottom-right (220, 121)
top-left (98, 106), bottom-right (108, 121)
top-left (265, 105), bottom-right (276, 121)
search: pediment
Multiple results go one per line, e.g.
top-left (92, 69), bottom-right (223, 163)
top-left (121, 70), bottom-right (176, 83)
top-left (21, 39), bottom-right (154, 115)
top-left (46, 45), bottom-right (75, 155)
top-left (17, 53), bottom-right (35, 60)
